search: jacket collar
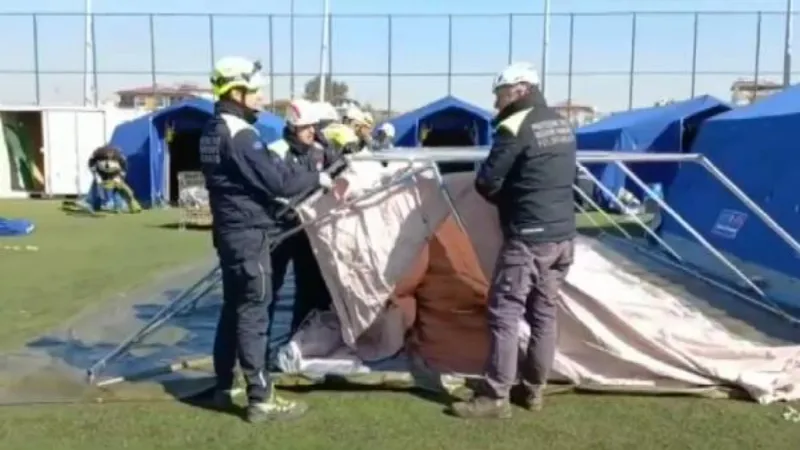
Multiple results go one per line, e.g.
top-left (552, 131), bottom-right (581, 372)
top-left (492, 90), bottom-right (548, 127)
top-left (215, 99), bottom-right (258, 124)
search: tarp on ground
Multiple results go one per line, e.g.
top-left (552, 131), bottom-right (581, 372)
top-left (109, 98), bottom-right (285, 207)
top-left (659, 85), bottom-right (800, 308)
top-left (576, 95), bottom-right (730, 206)
top-left (384, 96), bottom-right (493, 147)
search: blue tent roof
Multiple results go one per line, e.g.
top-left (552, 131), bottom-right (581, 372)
top-left (660, 85), bottom-right (800, 304)
top-left (384, 95), bottom-right (494, 147)
top-left (575, 95), bottom-right (730, 207)
top-left (109, 98), bottom-right (285, 207)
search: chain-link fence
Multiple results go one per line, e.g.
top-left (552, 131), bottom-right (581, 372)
top-left (0, 11), bottom-right (795, 114)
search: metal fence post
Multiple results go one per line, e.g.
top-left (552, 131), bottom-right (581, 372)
top-left (208, 14), bottom-right (216, 70)
top-left (387, 14), bottom-right (393, 114)
top-left (328, 15), bottom-right (334, 86)
top-left (447, 14), bottom-right (453, 95)
top-left (32, 14), bottom-right (40, 105)
top-left (268, 14), bottom-right (275, 111)
top-left (507, 13), bottom-right (513, 64)
top-left (91, 13), bottom-right (98, 106)
top-left (567, 13), bottom-right (575, 106)
top-left (690, 12), bottom-right (699, 97)
top-left (290, 2), bottom-right (295, 98)
top-left (149, 14), bottom-right (157, 91)
top-left (754, 12), bottom-right (762, 95)
top-left (628, 12), bottom-right (637, 110)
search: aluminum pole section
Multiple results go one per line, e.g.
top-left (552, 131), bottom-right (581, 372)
top-left (540, 0), bottom-right (551, 95)
top-left (318, 0), bottom-right (331, 102)
top-left (784, 0), bottom-right (794, 88)
top-left (614, 161), bottom-right (765, 297)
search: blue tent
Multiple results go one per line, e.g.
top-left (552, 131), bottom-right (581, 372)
top-left (385, 95), bottom-right (493, 147)
top-left (109, 98), bottom-right (284, 207)
top-left (576, 95), bottom-right (730, 206)
top-left (660, 85), bottom-right (800, 298)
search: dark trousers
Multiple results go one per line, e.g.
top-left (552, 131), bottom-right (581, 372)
top-left (484, 238), bottom-right (575, 399)
top-left (271, 231), bottom-right (333, 333)
top-left (212, 229), bottom-right (272, 404)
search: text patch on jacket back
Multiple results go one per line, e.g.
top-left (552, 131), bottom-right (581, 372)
top-left (200, 134), bottom-right (222, 165)
top-left (531, 119), bottom-right (575, 147)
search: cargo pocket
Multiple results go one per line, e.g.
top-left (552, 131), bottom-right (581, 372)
top-left (491, 248), bottom-right (532, 303)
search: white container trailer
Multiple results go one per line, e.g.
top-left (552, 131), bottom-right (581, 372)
top-left (0, 105), bottom-right (146, 198)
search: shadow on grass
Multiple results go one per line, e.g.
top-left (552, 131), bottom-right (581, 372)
top-left (153, 223), bottom-right (212, 231)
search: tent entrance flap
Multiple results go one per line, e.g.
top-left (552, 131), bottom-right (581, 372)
top-left (166, 130), bottom-right (202, 205)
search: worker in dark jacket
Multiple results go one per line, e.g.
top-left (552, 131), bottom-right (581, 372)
top-left (449, 62), bottom-right (577, 420)
top-left (267, 98), bottom-right (341, 334)
top-left (200, 56), bottom-right (333, 423)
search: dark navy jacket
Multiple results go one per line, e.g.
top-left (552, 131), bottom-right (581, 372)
top-left (475, 92), bottom-right (577, 243)
top-left (199, 101), bottom-right (320, 234)
top-left (266, 127), bottom-right (343, 228)
top-left (268, 126), bottom-right (341, 174)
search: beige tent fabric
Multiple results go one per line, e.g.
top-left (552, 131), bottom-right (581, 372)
top-left (292, 161), bottom-right (800, 404)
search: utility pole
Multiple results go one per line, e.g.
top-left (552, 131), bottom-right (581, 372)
top-left (784, 0), bottom-right (794, 88)
top-left (318, 0), bottom-right (331, 102)
top-left (83, 0), bottom-right (96, 106)
top-left (290, 0), bottom-right (295, 98)
top-left (541, 0), bottom-right (551, 95)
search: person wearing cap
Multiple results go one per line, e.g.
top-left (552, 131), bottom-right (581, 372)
top-left (448, 62), bottom-right (577, 419)
top-left (266, 98), bottom-right (343, 335)
top-left (199, 56), bottom-right (333, 423)
top-left (372, 123), bottom-right (395, 151)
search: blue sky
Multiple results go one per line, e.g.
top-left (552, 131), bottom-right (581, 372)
top-left (0, 0), bottom-right (796, 112)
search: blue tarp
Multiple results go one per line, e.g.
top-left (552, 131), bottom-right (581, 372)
top-left (576, 95), bottom-right (730, 207)
top-left (384, 95), bottom-right (493, 147)
top-left (109, 98), bottom-right (285, 207)
top-left (661, 84), bottom-right (800, 285)
top-left (0, 218), bottom-right (34, 237)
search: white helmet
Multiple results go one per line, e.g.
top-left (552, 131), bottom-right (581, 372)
top-left (363, 111), bottom-right (375, 127)
top-left (210, 56), bottom-right (267, 97)
top-left (492, 62), bottom-right (540, 92)
top-left (315, 102), bottom-right (340, 122)
top-left (378, 123), bottom-right (395, 138)
top-left (343, 106), bottom-right (367, 125)
top-left (286, 99), bottom-right (319, 127)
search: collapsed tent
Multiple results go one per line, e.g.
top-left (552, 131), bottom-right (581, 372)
top-left (660, 85), bottom-right (800, 310)
top-left (382, 96), bottom-right (493, 173)
top-left (273, 161), bottom-right (800, 403)
top-left (576, 95), bottom-right (730, 207)
top-left (109, 98), bottom-right (284, 207)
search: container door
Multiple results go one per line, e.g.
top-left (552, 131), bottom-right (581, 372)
top-left (43, 110), bottom-right (80, 195)
top-left (75, 110), bottom-right (107, 192)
